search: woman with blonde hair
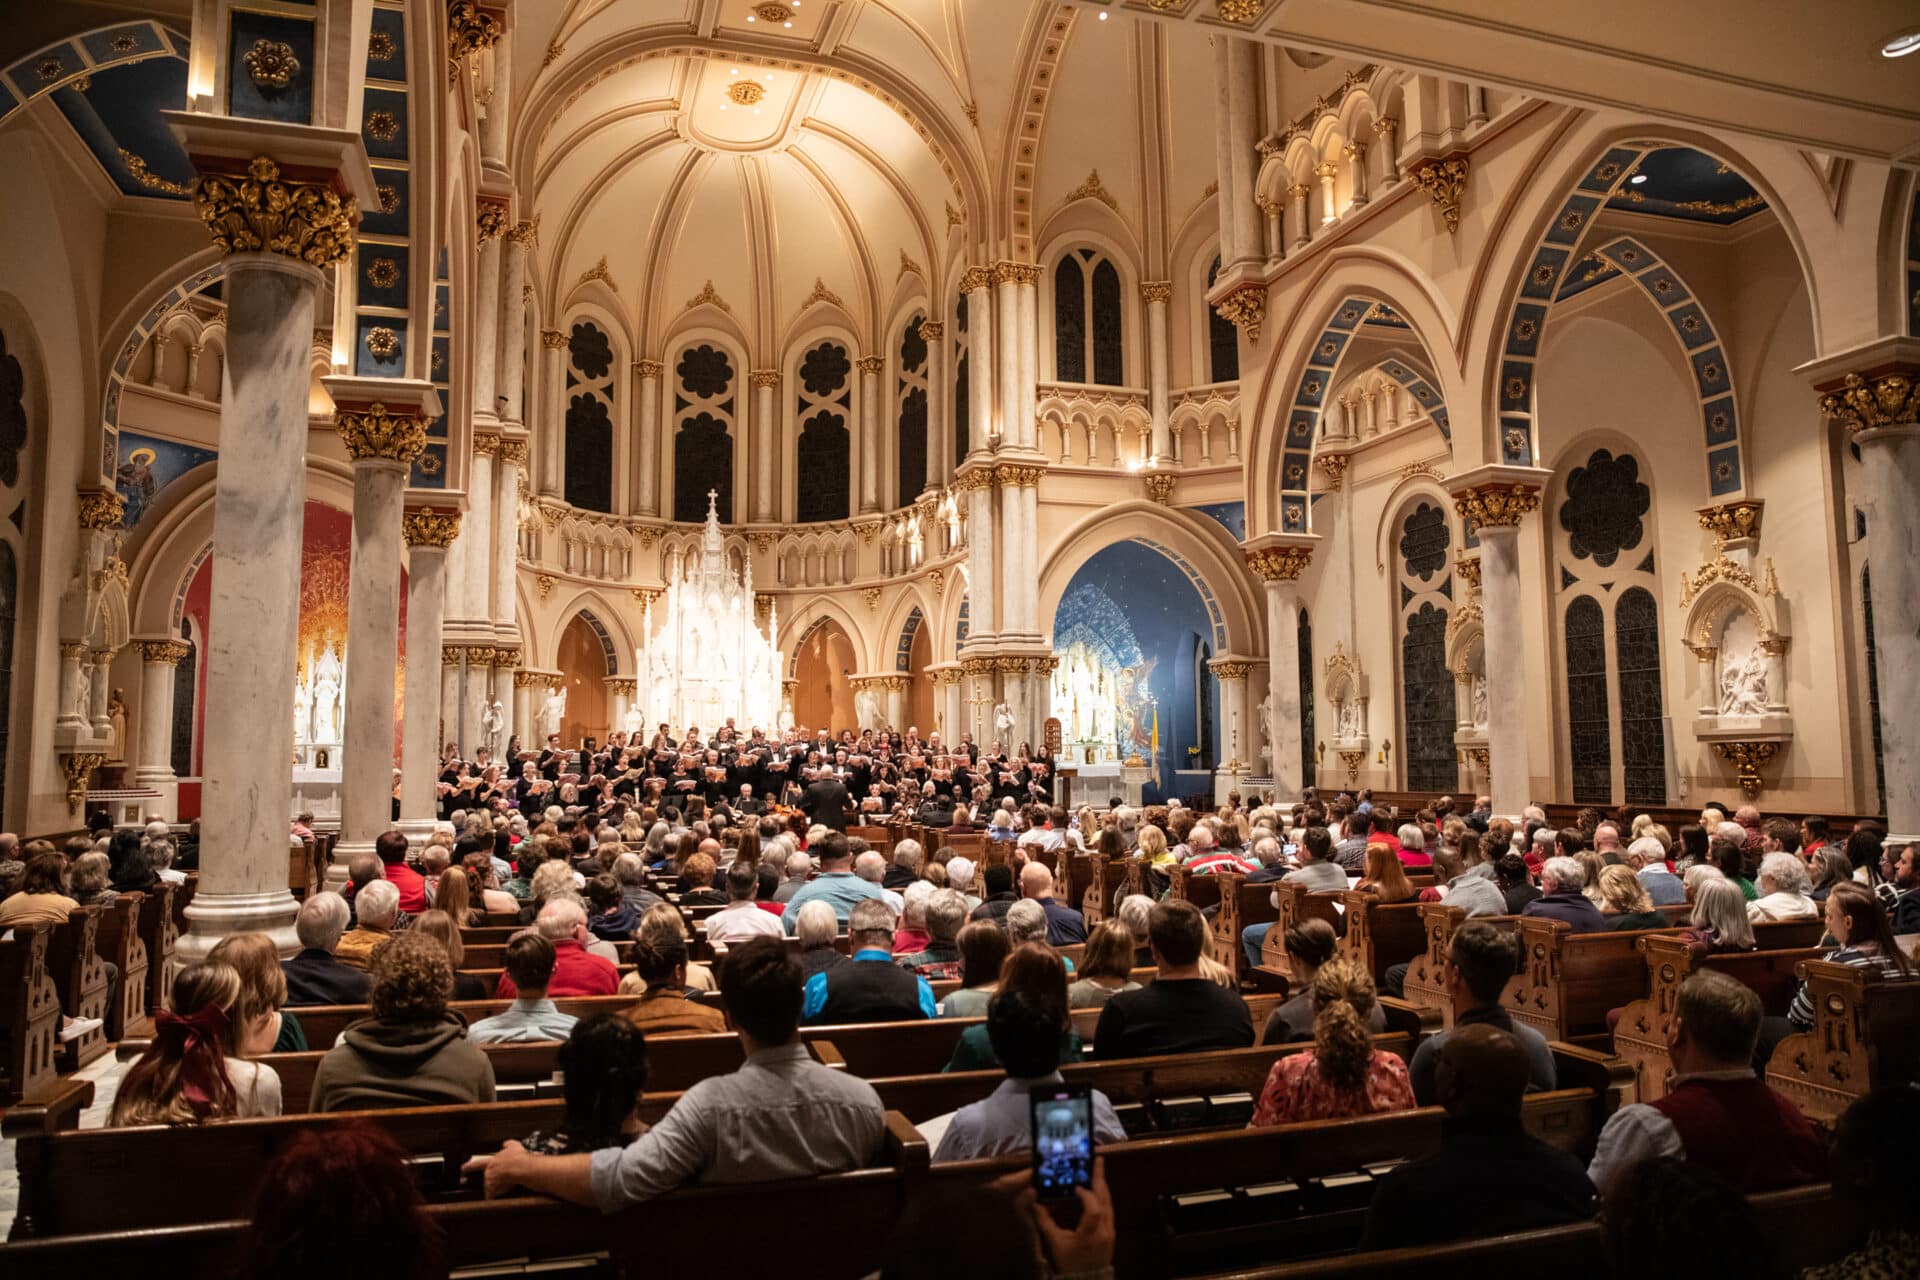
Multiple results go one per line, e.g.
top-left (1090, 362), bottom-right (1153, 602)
top-left (112, 961), bottom-right (283, 1124)
top-left (1067, 921), bottom-right (1142, 1009)
top-left (619, 901), bottom-right (717, 993)
top-left (1597, 864), bottom-right (1664, 931)
top-left (432, 861), bottom-right (481, 927)
top-left (1576, 850), bottom-right (1609, 905)
top-left (1137, 823), bottom-right (1172, 868)
top-left (1355, 843), bottom-right (1414, 904)
top-left (1680, 876), bottom-right (1756, 955)
top-left (207, 932), bottom-right (306, 1053)
top-left (1249, 957), bottom-right (1412, 1126)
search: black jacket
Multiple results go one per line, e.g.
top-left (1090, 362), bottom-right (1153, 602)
top-left (802, 779), bottom-right (852, 831)
top-left (283, 948), bottom-right (373, 1007)
top-left (1360, 1118), bottom-right (1596, 1249)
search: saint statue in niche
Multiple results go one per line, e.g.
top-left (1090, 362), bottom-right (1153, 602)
top-left (106, 688), bottom-right (128, 763)
top-left (1471, 672), bottom-right (1488, 728)
top-left (310, 642), bottom-right (343, 744)
top-left (994, 701), bottom-right (1015, 738)
top-left (623, 704), bottom-right (644, 738)
top-left (1719, 645), bottom-right (1769, 717)
top-left (1337, 695), bottom-right (1362, 742)
top-left (855, 684), bottom-right (883, 731)
top-left (542, 686), bottom-right (568, 738)
top-left (481, 699), bottom-right (505, 755)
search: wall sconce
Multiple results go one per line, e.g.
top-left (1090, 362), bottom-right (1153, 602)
top-left (1315, 740), bottom-right (1325, 764)
top-left (1378, 739), bottom-right (1392, 766)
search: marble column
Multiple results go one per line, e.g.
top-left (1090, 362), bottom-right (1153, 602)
top-left (88, 648), bottom-right (113, 737)
top-left (858, 355), bottom-right (883, 513)
top-left (1209, 659), bottom-right (1253, 770)
top-left (1452, 479), bottom-right (1543, 817)
top-left (462, 644), bottom-right (497, 762)
top-left (751, 370), bottom-right (779, 521)
top-left (1142, 282), bottom-right (1172, 462)
top-left (919, 320), bottom-right (946, 492)
top-left (56, 643), bottom-right (86, 731)
top-left (1016, 265), bottom-right (1039, 450)
top-left (1224, 38), bottom-right (1263, 271)
top-left (995, 263), bottom-right (1019, 445)
top-left (1260, 199), bottom-right (1284, 267)
top-left (885, 676), bottom-right (907, 732)
top-left (962, 469), bottom-right (996, 640)
top-left (1211, 35), bottom-right (1241, 263)
top-left (134, 638), bottom-right (191, 819)
top-left (324, 380), bottom-right (435, 885)
top-left (1246, 540), bottom-right (1316, 799)
top-left (962, 268), bottom-right (994, 459)
top-left (147, 333), bottom-right (171, 387)
top-left (940, 671), bottom-right (963, 744)
top-left (181, 247), bottom-right (328, 960)
top-left (606, 677), bottom-right (633, 738)
top-left (997, 465), bottom-right (1042, 643)
top-left (494, 440), bottom-right (523, 644)
top-left (472, 207), bottom-right (505, 430)
top-left (636, 359), bottom-right (663, 517)
top-left (440, 648), bottom-right (461, 756)
top-left (498, 222), bottom-right (533, 427)
top-left (1316, 161), bottom-right (1339, 226)
top-left (185, 343), bottom-right (205, 395)
top-left (463, 437), bottom-right (497, 623)
top-left (1373, 116), bottom-right (1400, 188)
top-left (1289, 184), bottom-right (1312, 249)
top-left (1816, 354), bottom-right (1920, 841)
top-left (512, 669), bottom-right (535, 752)
top-left (538, 329), bottom-right (566, 499)
top-left (398, 507), bottom-right (458, 844)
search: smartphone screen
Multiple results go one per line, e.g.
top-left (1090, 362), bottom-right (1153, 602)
top-left (1029, 1084), bottom-right (1094, 1200)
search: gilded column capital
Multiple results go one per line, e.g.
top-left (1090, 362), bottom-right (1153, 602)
top-left (748, 369), bottom-right (782, 390)
top-left (1012, 263), bottom-right (1041, 286)
top-left (1409, 153), bottom-right (1470, 234)
top-left (505, 219), bottom-right (539, 248)
top-left (1697, 499), bottom-right (1764, 544)
top-left (609, 677), bottom-right (637, 696)
top-left (1314, 160), bottom-right (1339, 180)
top-left (475, 201), bottom-right (509, 245)
top-left (989, 260), bottom-right (1021, 286)
top-left (917, 319), bottom-right (945, 340)
top-left (1143, 472), bottom-right (1176, 505)
top-left (447, 0), bottom-right (502, 62)
top-left (953, 466), bottom-right (996, 493)
top-left (493, 647), bottom-right (523, 669)
top-left (1372, 116), bottom-right (1397, 138)
top-left (1818, 369), bottom-right (1918, 434)
top-left (960, 656), bottom-right (996, 677)
top-left (1139, 281), bottom-right (1173, 305)
top-left (497, 439), bottom-right (528, 467)
top-left (441, 645), bottom-right (464, 666)
top-left (1288, 182), bottom-right (1312, 200)
top-left (1214, 284), bottom-right (1267, 344)
top-left (138, 639), bottom-right (193, 664)
top-left (540, 329), bottom-right (567, 349)
top-left (1454, 554), bottom-right (1482, 590)
top-left (191, 155), bottom-right (356, 268)
top-left (1216, 0), bottom-right (1265, 23)
top-left (856, 355), bottom-right (886, 375)
top-left (402, 509), bottom-right (462, 547)
top-left (1316, 453), bottom-right (1350, 491)
top-left (958, 266), bottom-right (993, 294)
top-left (995, 464), bottom-right (1045, 488)
top-left (1208, 659), bottom-right (1253, 680)
top-left (1342, 139), bottom-right (1368, 161)
top-left (995, 656), bottom-right (1032, 676)
top-left (473, 433), bottom-right (503, 459)
top-left (513, 670), bottom-right (541, 689)
top-left (635, 358), bottom-right (666, 379)
top-left (334, 401), bottom-right (427, 463)
top-left (77, 488), bottom-right (125, 530)
top-left (465, 645), bottom-right (498, 666)
top-left (1245, 546), bottom-right (1313, 581)
top-left (1451, 482), bottom-right (1540, 528)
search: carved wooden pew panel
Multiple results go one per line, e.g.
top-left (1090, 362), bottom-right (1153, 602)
top-left (0, 926), bottom-right (62, 1106)
top-left (1334, 893), bottom-right (1426, 987)
top-left (1766, 960), bottom-right (1920, 1124)
top-left (136, 881), bottom-right (178, 1022)
top-left (1253, 883), bottom-right (1344, 990)
top-left (93, 893), bottom-right (150, 1041)
top-left (44, 907), bottom-right (109, 1071)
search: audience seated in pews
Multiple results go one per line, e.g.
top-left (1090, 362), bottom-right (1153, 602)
top-left (522, 1015), bottom-right (652, 1155)
top-left (1587, 969), bottom-right (1826, 1196)
top-left (468, 933), bottom-right (578, 1043)
top-left (1362, 1024), bottom-right (1595, 1248)
top-left (500, 898), bottom-right (618, 998)
top-left (336, 879), bottom-right (403, 971)
top-left (1093, 899), bottom-right (1252, 1058)
top-left (238, 1122), bottom-right (444, 1280)
top-left (374, 829), bottom-right (428, 915)
top-left (69, 849), bottom-right (116, 907)
top-left (1116, 893), bottom-right (1157, 968)
top-left (1676, 875), bottom-right (1756, 955)
top-left (1748, 850), bottom-right (1819, 923)
top-left (1356, 842), bottom-right (1416, 903)
top-left (897, 888), bottom-right (968, 977)
top-left (310, 930), bottom-right (496, 1112)
top-left (283, 891), bottom-right (373, 1006)
top-left (585, 872), bottom-right (640, 940)
top-left (882, 1165), bottom-right (1116, 1280)
top-left (1597, 865), bottom-right (1665, 931)
top-left (106, 827), bottom-right (155, 894)
top-left (1629, 838), bottom-right (1686, 905)
top-left (1523, 856), bottom-right (1607, 932)
top-left (623, 932), bottom-right (729, 1036)
top-left (209, 931), bottom-right (306, 1053)
top-left (0, 850), bottom-right (76, 925)
top-left (476, 936), bottom-right (887, 1209)
top-left (1758, 882), bottom-right (1912, 1062)
top-left (1067, 921), bottom-right (1142, 1009)
top-left (893, 881), bottom-right (935, 954)
top-left (945, 943), bottom-right (1082, 1071)
top-left (1262, 918), bottom-right (1387, 1044)
top-left (1602, 1156), bottom-right (1780, 1278)
top-left (1888, 840), bottom-right (1920, 933)
top-left (1249, 956), bottom-right (1413, 1126)
top-left (780, 832), bottom-right (883, 933)
top-left (627, 901), bottom-right (717, 992)
top-left (679, 851), bottom-right (728, 907)
top-left (803, 898), bottom-right (936, 1024)
top-left (934, 988), bottom-right (1126, 1162)
top-left (771, 848), bottom-right (814, 903)
top-left (1496, 851), bottom-right (1541, 914)
top-left (941, 920), bottom-right (1010, 1018)
top-left (706, 858), bottom-right (786, 945)
top-left (1408, 921), bottom-right (1555, 1103)
top-left (113, 960), bottom-right (283, 1123)
top-left (412, 908), bottom-right (489, 1000)
top-left (611, 850), bottom-right (664, 918)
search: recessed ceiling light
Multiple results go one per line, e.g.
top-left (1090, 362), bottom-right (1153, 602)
top-left (719, 104), bottom-right (728, 111)
top-left (1098, 9), bottom-right (1107, 17)
top-left (1629, 173), bottom-right (1648, 184)
top-left (1883, 27), bottom-right (1920, 56)
top-left (753, 108), bottom-right (761, 115)
top-left (746, 12), bottom-right (754, 19)
top-left (764, 74), bottom-right (773, 82)
top-left (731, 67), bottom-right (739, 74)
top-left (784, 20), bottom-right (792, 26)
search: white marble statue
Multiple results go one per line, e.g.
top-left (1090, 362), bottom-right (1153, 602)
top-left (623, 704), bottom-right (644, 738)
top-left (310, 641), bottom-right (343, 743)
top-left (995, 701), bottom-right (1015, 737)
top-left (292, 675), bottom-right (313, 747)
top-left (1471, 672), bottom-right (1488, 727)
top-left (854, 685), bottom-right (883, 731)
top-left (1719, 645), bottom-right (1769, 717)
top-left (1258, 693), bottom-right (1274, 748)
top-left (542, 686), bottom-right (568, 738)
top-left (1337, 695), bottom-right (1361, 742)
top-left (481, 698), bottom-right (506, 755)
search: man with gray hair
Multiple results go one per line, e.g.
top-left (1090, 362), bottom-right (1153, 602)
top-left (613, 852), bottom-right (664, 917)
top-left (335, 879), bottom-right (401, 970)
top-left (794, 900), bottom-right (845, 978)
top-left (1117, 893), bottom-right (1156, 966)
top-left (499, 898), bottom-right (619, 998)
top-left (1520, 856), bottom-right (1606, 932)
top-left (282, 891), bottom-right (372, 1004)
top-left (773, 849), bottom-right (814, 904)
top-left (946, 855), bottom-right (980, 912)
top-left (146, 836), bottom-right (185, 886)
top-left (1747, 850), bottom-right (1818, 922)
top-left (854, 849), bottom-right (904, 914)
top-left (1628, 838), bottom-right (1685, 905)
top-left (1592, 823), bottom-right (1624, 862)
top-left (883, 839), bottom-right (923, 891)
top-left (896, 888), bottom-right (968, 977)
top-left (802, 898), bottom-right (934, 1023)
top-left (1005, 898), bottom-right (1050, 948)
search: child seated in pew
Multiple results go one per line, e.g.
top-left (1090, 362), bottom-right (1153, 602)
top-left (522, 1015), bottom-right (651, 1156)
top-left (1247, 957), bottom-right (1413, 1128)
top-left (112, 961), bottom-right (284, 1124)
top-left (209, 931), bottom-right (306, 1053)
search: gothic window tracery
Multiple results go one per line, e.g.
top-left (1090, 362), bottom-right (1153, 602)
top-left (896, 313), bottom-right (928, 506)
top-left (795, 339), bottom-right (851, 523)
top-left (1054, 248), bottom-right (1125, 387)
top-left (953, 293), bottom-right (971, 465)
top-left (1396, 502), bottom-right (1456, 792)
top-left (564, 320), bottom-right (615, 513)
top-left (1298, 606), bottom-right (1314, 785)
top-left (1565, 595), bottom-right (1612, 804)
top-left (673, 342), bottom-right (734, 522)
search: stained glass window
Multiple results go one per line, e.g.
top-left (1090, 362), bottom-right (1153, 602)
top-left (1091, 259), bottom-right (1123, 386)
top-left (795, 341), bottom-right (851, 523)
top-left (1054, 256), bottom-right (1086, 383)
top-left (563, 320), bottom-right (614, 513)
top-left (1207, 255), bottom-right (1238, 383)
top-left (1399, 502), bottom-right (1451, 582)
top-left (674, 342), bottom-right (734, 522)
top-left (954, 293), bottom-right (970, 466)
top-left (1298, 606), bottom-right (1314, 785)
top-left (170, 623), bottom-right (196, 777)
top-left (1559, 448), bottom-right (1649, 567)
top-left (896, 314), bottom-right (928, 505)
top-left (1401, 602), bottom-right (1456, 792)
top-left (1616, 587), bottom-right (1666, 804)
top-left (1565, 595), bottom-right (1612, 804)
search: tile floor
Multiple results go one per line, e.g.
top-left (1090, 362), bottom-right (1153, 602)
top-left (0, 1051), bottom-right (131, 1237)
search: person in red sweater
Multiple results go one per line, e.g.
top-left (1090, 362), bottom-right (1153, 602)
top-left (496, 899), bottom-right (618, 998)
top-left (1586, 969), bottom-right (1826, 1196)
top-left (376, 830), bottom-right (429, 915)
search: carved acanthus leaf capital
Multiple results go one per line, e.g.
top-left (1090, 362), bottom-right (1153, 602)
top-left (192, 155), bottom-right (356, 268)
top-left (402, 509), bottom-right (461, 547)
top-left (335, 401), bottom-right (428, 463)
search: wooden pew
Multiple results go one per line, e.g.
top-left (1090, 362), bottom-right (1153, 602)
top-left (1251, 882), bottom-right (1346, 993)
top-left (1081, 850), bottom-right (1109, 924)
top-left (1611, 932), bottom-right (1824, 1101)
top-left (0, 925), bottom-right (62, 1106)
top-left (44, 906), bottom-right (110, 1070)
top-left (1167, 863), bottom-right (1222, 912)
top-left (1765, 960), bottom-right (1920, 1124)
top-left (1208, 873), bottom-right (1279, 981)
top-left (93, 892), bottom-right (151, 1040)
top-left (1333, 893), bottom-right (1426, 988)
top-left (137, 880), bottom-right (178, 1022)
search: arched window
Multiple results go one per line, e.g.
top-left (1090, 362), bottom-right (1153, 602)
top-left (953, 293), bottom-right (971, 464)
top-left (1195, 642), bottom-right (1215, 771)
top-left (563, 320), bottom-right (614, 513)
top-left (1207, 254), bottom-right (1239, 383)
top-left (795, 340), bottom-right (851, 523)
top-left (1396, 501), bottom-right (1457, 792)
top-left (896, 314), bottom-right (928, 505)
top-left (1555, 447), bottom-right (1666, 804)
top-left (1297, 605), bottom-right (1314, 786)
top-left (673, 343), bottom-right (734, 522)
top-left (171, 619), bottom-right (197, 776)
top-left (1053, 249), bottom-right (1125, 387)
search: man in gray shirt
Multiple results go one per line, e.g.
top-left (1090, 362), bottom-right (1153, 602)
top-left (473, 937), bottom-right (886, 1208)
top-left (1242, 827), bottom-right (1345, 971)
top-left (1407, 921), bottom-right (1555, 1104)
top-left (469, 934), bottom-right (578, 1044)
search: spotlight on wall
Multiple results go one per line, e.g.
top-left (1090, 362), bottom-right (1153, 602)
top-left (1629, 173), bottom-right (1648, 184)
top-left (1880, 27), bottom-right (1920, 56)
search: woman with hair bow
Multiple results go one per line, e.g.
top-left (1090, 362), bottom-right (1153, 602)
top-left (111, 961), bottom-right (284, 1125)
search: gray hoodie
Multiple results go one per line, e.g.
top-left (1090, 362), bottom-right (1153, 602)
top-left (309, 1012), bottom-right (497, 1112)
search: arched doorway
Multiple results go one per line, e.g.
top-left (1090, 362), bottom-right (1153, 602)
top-left (793, 617), bottom-right (856, 734)
top-left (905, 618), bottom-right (935, 732)
top-left (556, 614), bottom-right (610, 746)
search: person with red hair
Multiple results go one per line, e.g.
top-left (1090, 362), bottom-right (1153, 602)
top-left (239, 1121), bottom-right (443, 1280)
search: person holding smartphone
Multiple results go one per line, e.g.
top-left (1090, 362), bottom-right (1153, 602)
top-left (933, 990), bottom-right (1126, 1162)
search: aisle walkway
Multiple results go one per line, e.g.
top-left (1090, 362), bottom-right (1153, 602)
top-left (0, 1051), bottom-right (131, 1237)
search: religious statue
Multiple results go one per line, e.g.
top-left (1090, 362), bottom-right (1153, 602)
top-left (855, 685), bottom-right (883, 731)
top-left (292, 675), bottom-right (312, 748)
top-left (310, 641), bottom-right (343, 743)
top-left (1337, 696), bottom-right (1362, 742)
top-left (1719, 645), bottom-right (1769, 717)
top-left (623, 704), bottom-right (644, 738)
top-left (106, 688), bottom-right (128, 763)
top-left (1471, 672), bottom-right (1488, 728)
top-left (481, 699), bottom-right (506, 755)
top-left (541, 686), bottom-right (568, 739)
top-left (994, 701), bottom-right (1015, 737)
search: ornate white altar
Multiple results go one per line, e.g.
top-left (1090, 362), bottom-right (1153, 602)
top-left (637, 492), bottom-right (784, 732)
top-left (1050, 643), bottom-right (1126, 764)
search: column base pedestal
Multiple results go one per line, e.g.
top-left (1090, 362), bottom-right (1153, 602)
top-left (326, 837), bottom-right (378, 891)
top-left (178, 884), bottom-right (301, 962)
top-left (396, 819), bottom-right (440, 852)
